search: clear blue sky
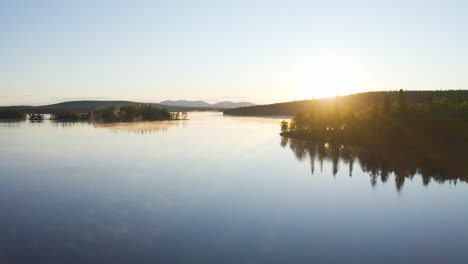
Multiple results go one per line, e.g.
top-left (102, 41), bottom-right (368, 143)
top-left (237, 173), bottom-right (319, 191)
top-left (1, 0), bottom-right (467, 105)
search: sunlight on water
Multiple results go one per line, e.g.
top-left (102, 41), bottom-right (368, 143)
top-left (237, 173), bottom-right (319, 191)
top-left (0, 112), bottom-right (467, 263)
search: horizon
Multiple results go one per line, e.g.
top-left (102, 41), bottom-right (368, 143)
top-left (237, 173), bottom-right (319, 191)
top-left (2, 88), bottom-right (467, 107)
top-left (2, 1), bottom-right (468, 105)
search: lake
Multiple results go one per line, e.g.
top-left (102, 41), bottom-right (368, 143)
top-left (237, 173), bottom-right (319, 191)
top-left (1, 112), bottom-right (467, 263)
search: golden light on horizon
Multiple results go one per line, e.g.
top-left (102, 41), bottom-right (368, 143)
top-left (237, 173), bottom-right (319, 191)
top-left (292, 54), bottom-right (364, 99)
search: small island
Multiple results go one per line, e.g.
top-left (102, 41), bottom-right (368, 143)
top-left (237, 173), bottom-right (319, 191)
top-left (1, 105), bottom-right (188, 123)
top-left (93, 105), bottom-right (187, 122)
top-left (49, 105), bottom-right (188, 122)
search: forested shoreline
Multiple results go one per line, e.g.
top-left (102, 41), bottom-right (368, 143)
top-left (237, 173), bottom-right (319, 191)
top-left (279, 90), bottom-right (468, 183)
top-left (0, 105), bottom-right (188, 123)
top-left (224, 90), bottom-right (468, 116)
top-left (280, 90), bottom-right (468, 150)
top-left (0, 109), bottom-right (27, 120)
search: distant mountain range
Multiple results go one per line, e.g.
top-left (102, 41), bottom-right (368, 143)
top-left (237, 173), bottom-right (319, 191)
top-left (211, 101), bottom-right (256, 108)
top-left (0, 100), bottom-right (256, 114)
top-left (160, 100), bottom-right (255, 108)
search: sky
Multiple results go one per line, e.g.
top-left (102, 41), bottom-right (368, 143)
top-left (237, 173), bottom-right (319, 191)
top-left (1, 0), bottom-right (467, 105)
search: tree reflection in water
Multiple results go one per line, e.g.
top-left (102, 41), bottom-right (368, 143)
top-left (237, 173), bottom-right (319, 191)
top-left (283, 137), bottom-right (468, 191)
top-left (93, 120), bottom-right (188, 135)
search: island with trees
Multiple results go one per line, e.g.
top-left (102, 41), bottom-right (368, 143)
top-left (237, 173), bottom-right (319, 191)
top-left (50, 105), bottom-right (188, 122)
top-left (93, 105), bottom-right (187, 122)
top-left (1, 105), bottom-right (188, 123)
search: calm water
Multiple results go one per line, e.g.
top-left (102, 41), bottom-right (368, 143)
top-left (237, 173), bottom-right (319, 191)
top-left (1, 112), bottom-right (467, 263)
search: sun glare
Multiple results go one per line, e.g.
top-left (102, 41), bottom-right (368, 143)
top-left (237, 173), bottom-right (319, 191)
top-left (293, 54), bottom-right (363, 99)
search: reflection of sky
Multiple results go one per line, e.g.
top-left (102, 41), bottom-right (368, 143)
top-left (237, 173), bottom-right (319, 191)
top-left (1, 112), bottom-right (468, 263)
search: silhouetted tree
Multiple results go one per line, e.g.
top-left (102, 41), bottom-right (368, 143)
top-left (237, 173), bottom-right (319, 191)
top-left (398, 89), bottom-right (408, 113)
top-left (281, 120), bottom-right (289, 133)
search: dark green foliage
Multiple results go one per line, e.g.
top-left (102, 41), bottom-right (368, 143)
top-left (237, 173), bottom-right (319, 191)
top-left (0, 109), bottom-right (27, 120)
top-left (224, 100), bottom-right (316, 116)
top-left (52, 111), bottom-right (92, 121)
top-left (281, 90), bottom-right (468, 153)
top-left (45, 105), bottom-right (183, 123)
top-left (281, 90), bottom-right (468, 187)
top-left (398, 89), bottom-right (408, 112)
top-left (93, 105), bottom-right (172, 122)
top-left (224, 90), bottom-right (468, 116)
top-left (170, 111), bottom-right (188, 120)
top-left (280, 120), bottom-right (289, 133)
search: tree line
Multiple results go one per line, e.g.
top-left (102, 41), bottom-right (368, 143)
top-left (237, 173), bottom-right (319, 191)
top-left (224, 90), bottom-right (468, 116)
top-left (0, 109), bottom-right (27, 120)
top-left (280, 89), bottom-right (468, 153)
top-left (92, 105), bottom-right (188, 122)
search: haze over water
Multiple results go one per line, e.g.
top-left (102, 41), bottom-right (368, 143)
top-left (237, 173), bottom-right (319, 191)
top-left (1, 112), bottom-right (467, 263)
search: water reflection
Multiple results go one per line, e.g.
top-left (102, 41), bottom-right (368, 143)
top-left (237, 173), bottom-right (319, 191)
top-left (0, 120), bottom-right (23, 127)
top-left (50, 120), bottom-right (92, 128)
top-left (1, 112), bottom-right (468, 263)
top-left (93, 120), bottom-right (188, 135)
top-left (284, 138), bottom-right (468, 191)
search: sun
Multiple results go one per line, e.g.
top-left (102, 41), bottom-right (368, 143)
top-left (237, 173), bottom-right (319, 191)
top-left (293, 54), bottom-right (363, 99)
